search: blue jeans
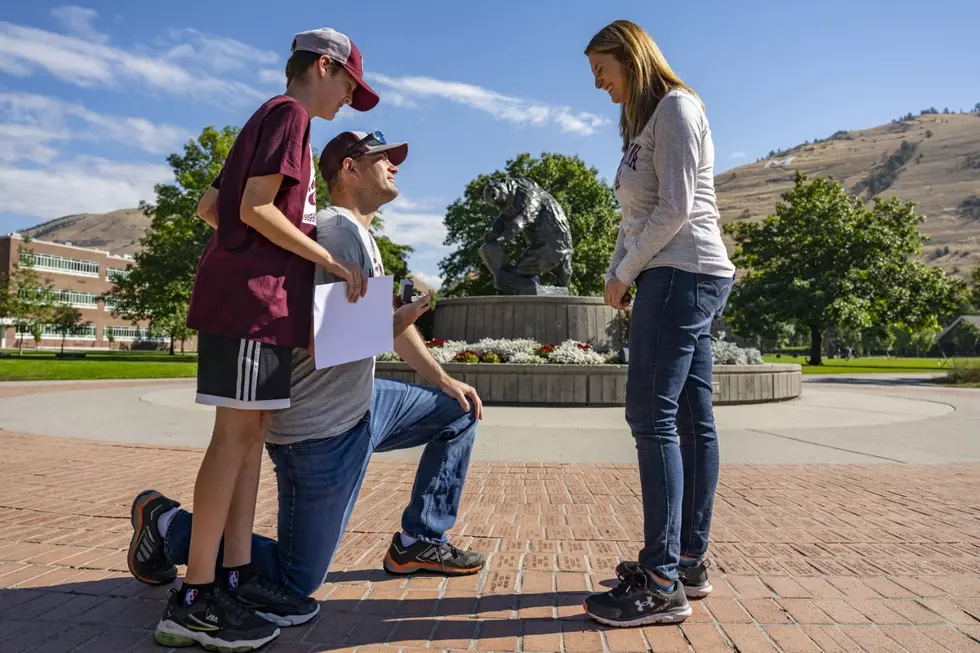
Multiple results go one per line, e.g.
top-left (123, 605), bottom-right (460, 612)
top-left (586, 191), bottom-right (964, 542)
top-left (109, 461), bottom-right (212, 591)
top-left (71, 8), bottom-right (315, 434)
top-left (164, 379), bottom-right (477, 596)
top-left (626, 267), bottom-right (732, 582)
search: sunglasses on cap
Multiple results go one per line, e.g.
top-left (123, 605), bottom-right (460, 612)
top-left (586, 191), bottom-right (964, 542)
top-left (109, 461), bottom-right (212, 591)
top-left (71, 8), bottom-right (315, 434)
top-left (343, 131), bottom-right (386, 159)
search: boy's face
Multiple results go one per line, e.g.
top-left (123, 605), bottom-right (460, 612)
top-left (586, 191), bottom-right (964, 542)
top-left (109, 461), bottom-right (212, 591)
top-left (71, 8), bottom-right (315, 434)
top-left (315, 59), bottom-right (356, 120)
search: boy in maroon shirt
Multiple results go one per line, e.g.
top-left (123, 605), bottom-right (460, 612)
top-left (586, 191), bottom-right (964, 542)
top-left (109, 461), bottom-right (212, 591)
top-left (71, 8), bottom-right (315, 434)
top-left (127, 28), bottom-right (380, 651)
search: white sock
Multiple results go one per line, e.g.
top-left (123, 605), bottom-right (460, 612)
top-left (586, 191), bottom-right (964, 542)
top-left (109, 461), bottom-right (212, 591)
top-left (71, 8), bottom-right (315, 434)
top-left (157, 507), bottom-right (179, 538)
top-left (399, 532), bottom-right (418, 547)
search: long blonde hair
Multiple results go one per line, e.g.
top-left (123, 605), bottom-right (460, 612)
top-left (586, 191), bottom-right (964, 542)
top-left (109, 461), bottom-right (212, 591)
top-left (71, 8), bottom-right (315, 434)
top-left (585, 20), bottom-right (701, 151)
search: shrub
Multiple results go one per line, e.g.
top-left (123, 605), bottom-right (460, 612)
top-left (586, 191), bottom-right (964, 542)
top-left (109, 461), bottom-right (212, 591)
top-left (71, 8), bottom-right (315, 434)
top-left (454, 350), bottom-right (480, 363)
top-left (480, 351), bottom-right (502, 364)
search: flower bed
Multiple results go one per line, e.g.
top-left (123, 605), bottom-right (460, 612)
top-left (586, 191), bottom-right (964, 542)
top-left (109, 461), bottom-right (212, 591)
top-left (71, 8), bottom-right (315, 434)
top-left (378, 337), bottom-right (764, 366)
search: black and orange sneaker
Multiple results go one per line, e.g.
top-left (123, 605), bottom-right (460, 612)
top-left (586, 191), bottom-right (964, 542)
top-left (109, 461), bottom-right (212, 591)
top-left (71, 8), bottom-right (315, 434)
top-left (382, 533), bottom-right (484, 576)
top-left (128, 489), bottom-right (179, 585)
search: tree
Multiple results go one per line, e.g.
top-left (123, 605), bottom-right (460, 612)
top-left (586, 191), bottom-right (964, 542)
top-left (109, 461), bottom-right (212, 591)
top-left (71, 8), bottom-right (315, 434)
top-left (438, 152), bottom-right (620, 297)
top-left (105, 326), bottom-right (115, 351)
top-left (51, 303), bottom-right (85, 355)
top-left (949, 320), bottom-right (980, 355)
top-left (971, 266), bottom-right (980, 310)
top-left (151, 301), bottom-right (192, 355)
top-left (0, 248), bottom-right (55, 354)
top-left (724, 172), bottom-right (965, 365)
top-left (105, 126), bottom-right (236, 354)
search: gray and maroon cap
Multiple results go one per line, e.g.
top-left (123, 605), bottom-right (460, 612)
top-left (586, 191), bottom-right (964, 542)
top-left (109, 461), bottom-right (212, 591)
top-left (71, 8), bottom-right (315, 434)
top-left (319, 131), bottom-right (408, 180)
top-left (292, 28), bottom-right (379, 111)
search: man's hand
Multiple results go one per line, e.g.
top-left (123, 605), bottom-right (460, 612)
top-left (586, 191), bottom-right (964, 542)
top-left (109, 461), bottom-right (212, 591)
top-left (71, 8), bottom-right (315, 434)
top-left (604, 277), bottom-right (632, 310)
top-left (393, 293), bottom-right (430, 337)
top-left (323, 258), bottom-right (366, 302)
top-left (438, 377), bottom-right (484, 420)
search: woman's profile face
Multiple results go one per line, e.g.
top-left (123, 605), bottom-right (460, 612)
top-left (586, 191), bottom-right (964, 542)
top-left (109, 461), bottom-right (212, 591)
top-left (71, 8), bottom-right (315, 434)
top-left (588, 52), bottom-right (627, 104)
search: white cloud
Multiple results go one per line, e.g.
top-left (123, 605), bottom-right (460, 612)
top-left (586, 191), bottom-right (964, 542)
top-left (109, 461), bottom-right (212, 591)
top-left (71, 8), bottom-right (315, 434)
top-left (0, 156), bottom-right (171, 219)
top-left (0, 91), bottom-right (192, 157)
top-left (410, 270), bottom-right (443, 291)
top-left (367, 73), bottom-right (608, 135)
top-left (729, 151), bottom-right (746, 159)
top-left (0, 21), bottom-right (266, 107)
top-left (50, 5), bottom-right (108, 44)
top-left (164, 28), bottom-right (278, 73)
top-left (258, 68), bottom-right (283, 85)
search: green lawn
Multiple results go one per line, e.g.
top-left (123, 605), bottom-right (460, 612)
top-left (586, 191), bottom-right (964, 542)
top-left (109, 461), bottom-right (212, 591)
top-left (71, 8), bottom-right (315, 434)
top-left (0, 350), bottom-right (197, 382)
top-left (2, 349), bottom-right (976, 383)
top-left (763, 354), bottom-right (974, 375)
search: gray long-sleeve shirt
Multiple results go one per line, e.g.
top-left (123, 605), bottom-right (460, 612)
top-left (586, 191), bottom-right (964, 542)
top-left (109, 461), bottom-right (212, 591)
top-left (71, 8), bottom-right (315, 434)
top-left (608, 89), bottom-right (735, 284)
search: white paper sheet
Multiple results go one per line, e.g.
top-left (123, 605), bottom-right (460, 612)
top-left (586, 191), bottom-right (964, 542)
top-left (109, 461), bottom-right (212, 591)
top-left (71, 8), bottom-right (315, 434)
top-left (312, 275), bottom-right (394, 369)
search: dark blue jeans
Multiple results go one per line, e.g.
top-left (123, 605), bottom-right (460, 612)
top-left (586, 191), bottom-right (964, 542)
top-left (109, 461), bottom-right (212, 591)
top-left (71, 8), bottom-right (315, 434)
top-left (626, 267), bottom-right (732, 582)
top-left (164, 379), bottom-right (477, 596)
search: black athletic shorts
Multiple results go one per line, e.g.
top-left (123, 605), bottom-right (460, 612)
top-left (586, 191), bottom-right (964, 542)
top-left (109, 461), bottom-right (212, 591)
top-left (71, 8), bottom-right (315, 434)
top-left (195, 332), bottom-right (293, 410)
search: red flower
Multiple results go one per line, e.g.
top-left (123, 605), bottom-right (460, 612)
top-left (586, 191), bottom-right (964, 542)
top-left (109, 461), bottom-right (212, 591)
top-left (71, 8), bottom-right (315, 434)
top-left (576, 343), bottom-right (592, 351)
top-left (536, 344), bottom-right (556, 357)
top-left (426, 338), bottom-right (448, 349)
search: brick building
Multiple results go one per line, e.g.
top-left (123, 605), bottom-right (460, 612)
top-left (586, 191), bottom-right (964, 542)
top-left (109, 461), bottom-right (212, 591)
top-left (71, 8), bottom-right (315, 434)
top-left (0, 233), bottom-right (181, 351)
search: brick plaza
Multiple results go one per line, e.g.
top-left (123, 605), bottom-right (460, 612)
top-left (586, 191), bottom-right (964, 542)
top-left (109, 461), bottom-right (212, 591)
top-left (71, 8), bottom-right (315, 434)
top-left (1, 427), bottom-right (979, 652)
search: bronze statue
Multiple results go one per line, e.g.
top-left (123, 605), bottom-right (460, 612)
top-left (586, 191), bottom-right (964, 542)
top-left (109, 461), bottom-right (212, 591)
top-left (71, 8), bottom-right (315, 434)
top-left (478, 177), bottom-right (573, 295)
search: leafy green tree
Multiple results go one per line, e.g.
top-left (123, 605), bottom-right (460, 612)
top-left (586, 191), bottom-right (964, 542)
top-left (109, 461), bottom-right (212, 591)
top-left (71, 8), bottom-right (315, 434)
top-left (105, 126), bottom-right (236, 354)
top-left (438, 152), bottom-right (620, 297)
top-left (724, 173), bottom-right (965, 365)
top-left (949, 320), bottom-right (980, 355)
top-left (105, 326), bottom-right (115, 351)
top-left (51, 303), bottom-right (85, 355)
top-left (971, 266), bottom-right (980, 310)
top-left (0, 248), bottom-right (55, 354)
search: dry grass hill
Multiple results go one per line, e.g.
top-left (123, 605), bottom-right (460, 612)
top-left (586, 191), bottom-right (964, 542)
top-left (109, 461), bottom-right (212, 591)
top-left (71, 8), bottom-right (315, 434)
top-left (716, 111), bottom-right (980, 277)
top-left (21, 208), bottom-right (149, 256)
top-left (15, 111), bottom-right (980, 277)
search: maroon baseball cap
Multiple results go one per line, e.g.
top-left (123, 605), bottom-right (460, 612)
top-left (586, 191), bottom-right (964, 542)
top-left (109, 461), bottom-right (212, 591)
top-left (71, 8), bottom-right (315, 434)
top-left (292, 28), bottom-right (379, 112)
top-left (319, 131), bottom-right (408, 180)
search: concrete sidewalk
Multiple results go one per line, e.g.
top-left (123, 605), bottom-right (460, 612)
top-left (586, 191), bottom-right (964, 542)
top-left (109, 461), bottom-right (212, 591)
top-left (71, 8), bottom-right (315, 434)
top-left (1, 377), bottom-right (977, 464)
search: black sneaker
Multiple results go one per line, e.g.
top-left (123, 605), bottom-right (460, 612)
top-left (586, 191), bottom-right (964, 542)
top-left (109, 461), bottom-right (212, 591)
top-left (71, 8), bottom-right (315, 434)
top-left (617, 559), bottom-right (713, 599)
top-left (128, 490), bottom-right (179, 585)
top-left (677, 559), bottom-right (713, 598)
top-left (154, 586), bottom-right (279, 652)
top-left (584, 562), bottom-right (692, 627)
top-left (226, 573), bottom-right (320, 627)
top-left (382, 533), bottom-right (485, 576)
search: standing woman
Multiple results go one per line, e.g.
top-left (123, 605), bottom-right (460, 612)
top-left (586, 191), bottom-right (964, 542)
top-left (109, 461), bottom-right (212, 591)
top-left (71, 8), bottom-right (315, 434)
top-left (583, 20), bottom-right (735, 627)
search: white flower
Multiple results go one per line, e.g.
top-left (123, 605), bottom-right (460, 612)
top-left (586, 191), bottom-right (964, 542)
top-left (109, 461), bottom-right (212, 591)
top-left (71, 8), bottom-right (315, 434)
top-left (545, 340), bottom-right (606, 365)
top-left (377, 351), bottom-right (402, 362)
top-left (711, 339), bottom-right (763, 365)
top-left (508, 352), bottom-right (547, 365)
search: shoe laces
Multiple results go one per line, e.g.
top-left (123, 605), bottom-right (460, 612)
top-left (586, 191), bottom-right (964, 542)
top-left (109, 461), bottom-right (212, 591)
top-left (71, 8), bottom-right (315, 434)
top-left (611, 561), bottom-right (649, 597)
top-left (214, 588), bottom-right (261, 626)
top-left (249, 574), bottom-right (295, 602)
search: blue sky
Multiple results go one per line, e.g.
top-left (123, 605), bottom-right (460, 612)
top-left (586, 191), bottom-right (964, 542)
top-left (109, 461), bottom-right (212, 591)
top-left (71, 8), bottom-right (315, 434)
top-left (2, 1), bottom-right (979, 287)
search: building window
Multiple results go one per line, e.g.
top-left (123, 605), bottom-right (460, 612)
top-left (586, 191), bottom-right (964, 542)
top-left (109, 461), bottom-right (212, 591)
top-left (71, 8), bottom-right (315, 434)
top-left (103, 296), bottom-right (119, 312)
top-left (20, 251), bottom-right (100, 277)
top-left (55, 289), bottom-right (99, 308)
top-left (107, 326), bottom-right (162, 340)
top-left (16, 323), bottom-right (97, 339)
top-left (107, 268), bottom-right (130, 282)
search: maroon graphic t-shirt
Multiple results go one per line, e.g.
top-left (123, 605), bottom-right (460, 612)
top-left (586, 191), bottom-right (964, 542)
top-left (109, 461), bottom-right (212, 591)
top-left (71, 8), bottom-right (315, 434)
top-left (186, 95), bottom-right (317, 348)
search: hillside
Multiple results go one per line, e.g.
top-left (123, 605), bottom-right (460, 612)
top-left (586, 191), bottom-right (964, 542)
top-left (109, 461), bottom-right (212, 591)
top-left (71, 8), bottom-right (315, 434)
top-left (21, 208), bottom-right (149, 256)
top-left (716, 111), bottom-right (980, 277)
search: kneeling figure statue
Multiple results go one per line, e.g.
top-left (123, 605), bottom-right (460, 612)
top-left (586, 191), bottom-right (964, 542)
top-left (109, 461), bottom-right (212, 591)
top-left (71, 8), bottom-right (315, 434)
top-left (478, 177), bottom-right (573, 296)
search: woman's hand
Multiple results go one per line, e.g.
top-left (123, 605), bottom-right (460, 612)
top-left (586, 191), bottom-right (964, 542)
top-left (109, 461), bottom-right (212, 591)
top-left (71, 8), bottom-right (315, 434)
top-left (604, 278), bottom-right (631, 310)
